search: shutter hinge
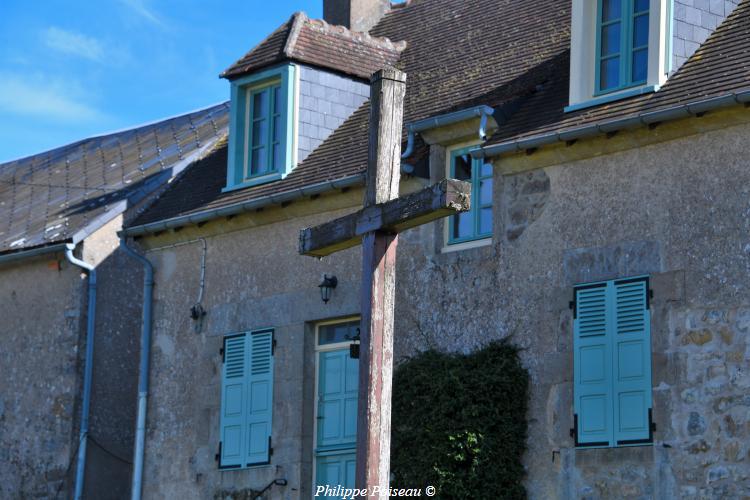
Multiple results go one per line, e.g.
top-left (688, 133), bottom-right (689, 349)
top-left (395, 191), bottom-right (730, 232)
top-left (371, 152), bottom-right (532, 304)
top-left (648, 288), bottom-right (654, 309)
top-left (650, 408), bottom-right (656, 434)
top-left (268, 436), bottom-right (273, 457)
top-left (569, 299), bottom-right (577, 319)
top-left (272, 338), bottom-right (277, 356)
top-left (215, 442), bottom-right (222, 463)
top-left (220, 347), bottom-right (225, 363)
top-left (570, 414), bottom-right (577, 442)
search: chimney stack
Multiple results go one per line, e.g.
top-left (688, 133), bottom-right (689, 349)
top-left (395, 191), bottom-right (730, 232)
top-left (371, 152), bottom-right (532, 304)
top-left (323, 0), bottom-right (391, 32)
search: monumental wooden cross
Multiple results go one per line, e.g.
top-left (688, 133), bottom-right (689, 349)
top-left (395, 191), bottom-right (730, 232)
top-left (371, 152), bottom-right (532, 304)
top-left (299, 68), bottom-right (471, 497)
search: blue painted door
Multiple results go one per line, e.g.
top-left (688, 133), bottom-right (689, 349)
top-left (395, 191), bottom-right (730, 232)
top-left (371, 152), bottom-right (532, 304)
top-left (315, 348), bottom-right (358, 498)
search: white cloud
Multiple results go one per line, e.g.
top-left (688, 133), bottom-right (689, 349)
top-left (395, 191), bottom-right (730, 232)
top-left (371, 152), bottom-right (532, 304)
top-left (118, 0), bottom-right (168, 28)
top-left (0, 73), bottom-right (105, 123)
top-left (42, 27), bottom-right (104, 62)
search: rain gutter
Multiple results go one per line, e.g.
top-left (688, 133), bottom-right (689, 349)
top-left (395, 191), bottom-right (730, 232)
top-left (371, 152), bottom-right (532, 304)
top-left (121, 174), bottom-right (366, 237)
top-left (401, 105), bottom-right (495, 159)
top-left (65, 243), bottom-right (97, 500)
top-left (119, 238), bottom-right (154, 500)
top-left (0, 242), bottom-right (69, 266)
top-left (474, 90), bottom-right (750, 159)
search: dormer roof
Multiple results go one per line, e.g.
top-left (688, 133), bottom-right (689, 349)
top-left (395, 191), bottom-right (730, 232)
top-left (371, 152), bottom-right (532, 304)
top-left (221, 12), bottom-right (406, 81)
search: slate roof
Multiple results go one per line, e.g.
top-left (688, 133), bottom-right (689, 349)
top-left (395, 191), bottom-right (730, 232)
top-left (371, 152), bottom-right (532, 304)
top-left (0, 103), bottom-right (229, 255)
top-left (128, 0), bottom-right (749, 232)
top-left (221, 12), bottom-right (406, 81)
top-left (484, 0), bottom-right (750, 148)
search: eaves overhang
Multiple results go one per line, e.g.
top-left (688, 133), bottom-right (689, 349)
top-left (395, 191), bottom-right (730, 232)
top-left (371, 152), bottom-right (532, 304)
top-left (473, 89), bottom-right (750, 159)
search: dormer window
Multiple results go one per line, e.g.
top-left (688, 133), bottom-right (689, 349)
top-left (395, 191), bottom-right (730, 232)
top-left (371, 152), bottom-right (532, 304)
top-left (568, 0), bottom-right (671, 112)
top-left (224, 65), bottom-right (297, 191)
top-left (248, 82), bottom-right (282, 177)
top-left (597, 0), bottom-right (649, 94)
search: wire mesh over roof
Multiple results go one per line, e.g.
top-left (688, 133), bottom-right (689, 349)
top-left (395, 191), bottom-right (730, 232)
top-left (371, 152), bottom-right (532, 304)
top-left (0, 102), bottom-right (229, 255)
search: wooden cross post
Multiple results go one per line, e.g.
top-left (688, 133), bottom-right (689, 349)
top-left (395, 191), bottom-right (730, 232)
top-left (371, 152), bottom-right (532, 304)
top-left (299, 68), bottom-right (471, 497)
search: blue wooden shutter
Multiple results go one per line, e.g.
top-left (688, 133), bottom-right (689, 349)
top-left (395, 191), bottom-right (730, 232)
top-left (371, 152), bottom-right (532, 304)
top-left (220, 334), bottom-right (248, 467)
top-left (246, 330), bottom-right (274, 465)
top-left (573, 284), bottom-right (613, 446)
top-left (612, 279), bottom-right (652, 444)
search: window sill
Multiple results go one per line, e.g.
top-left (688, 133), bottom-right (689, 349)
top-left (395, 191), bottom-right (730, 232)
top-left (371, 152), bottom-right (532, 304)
top-left (442, 237), bottom-right (492, 254)
top-left (564, 84), bottom-right (659, 113)
top-left (222, 172), bottom-right (282, 193)
top-left (219, 462), bottom-right (272, 471)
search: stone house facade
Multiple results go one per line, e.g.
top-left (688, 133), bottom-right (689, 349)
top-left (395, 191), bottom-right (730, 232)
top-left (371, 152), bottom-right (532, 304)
top-left (2, 0), bottom-right (750, 499)
top-left (0, 105), bottom-right (228, 498)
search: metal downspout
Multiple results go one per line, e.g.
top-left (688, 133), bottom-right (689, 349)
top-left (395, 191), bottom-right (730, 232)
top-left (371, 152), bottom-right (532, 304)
top-left (65, 243), bottom-right (96, 500)
top-left (119, 238), bottom-right (154, 500)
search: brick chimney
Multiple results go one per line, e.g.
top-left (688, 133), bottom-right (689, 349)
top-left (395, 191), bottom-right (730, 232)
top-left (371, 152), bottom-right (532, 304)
top-left (323, 0), bottom-right (391, 32)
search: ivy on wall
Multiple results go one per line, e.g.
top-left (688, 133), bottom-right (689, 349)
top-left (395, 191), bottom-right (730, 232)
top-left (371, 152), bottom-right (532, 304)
top-left (391, 341), bottom-right (529, 499)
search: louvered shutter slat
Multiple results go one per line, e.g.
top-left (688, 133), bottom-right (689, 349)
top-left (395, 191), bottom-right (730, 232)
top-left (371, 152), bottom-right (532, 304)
top-left (574, 285), bottom-right (613, 446)
top-left (220, 335), bottom-right (248, 467)
top-left (246, 330), bottom-right (274, 465)
top-left (613, 280), bottom-right (652, 444)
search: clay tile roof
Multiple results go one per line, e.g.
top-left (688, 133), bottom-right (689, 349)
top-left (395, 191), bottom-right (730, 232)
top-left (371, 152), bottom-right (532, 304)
top-left (128, 0), bottom-right (750, 233)
top-left (221, 12), bottom-right (406, 80)
top-left (485, 0), bottom-right (750, 147)
top-left (0, 103), bottom-right (229, 255)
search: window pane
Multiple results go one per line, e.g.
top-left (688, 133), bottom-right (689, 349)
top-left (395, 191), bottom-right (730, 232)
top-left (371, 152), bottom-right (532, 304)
top-left (251, 147), bottom-right (267, 175)
top-left (272, 143), bottom-right (281, 170)
top-left (480, 178), bottom-right (492, 206)
top-left (479, 207), bottom-right (493, 235)
top-left (601, 23), bottom-right (621, 56)
top-left (272, 86), bottom-right (281, 112)
top-left (319, 322), bottom-right (359, 346)
top-left (253, 90), bottom-right (269, 119)
top-left (480, 161), bottom-right (492, 177)
top-left (252, 120), bottom-right (267, 147)
top-left (634, 0), bottom-right (648, 12)
top-left (600, 57), bottom-right (620, 90)
top-left (632, 49), bottom-right (648, 82)
top-left (602, 0), bottom-right (621, 21)
top-left (273, 115), bottom-right (281, 143)
top-left (453, 154), bottom-right (472, 181)
top-left (633, 14), bottom-right (649, 47)
top-left (452, 212), bottom-right (472, 240)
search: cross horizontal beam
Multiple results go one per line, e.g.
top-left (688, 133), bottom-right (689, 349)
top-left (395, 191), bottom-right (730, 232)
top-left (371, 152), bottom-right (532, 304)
top-left (299, 178), bottom-right (471, 257)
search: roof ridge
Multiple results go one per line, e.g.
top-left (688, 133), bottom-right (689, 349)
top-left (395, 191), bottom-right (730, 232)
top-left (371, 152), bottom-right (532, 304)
top-left (283, 11), bottom-right (307, 57)
top-left (301, 16), bottom-right (407, 53)
top-left (220, 13), bottom-right (296, 79)
top-left (0, 101), bottom-right (229, 166)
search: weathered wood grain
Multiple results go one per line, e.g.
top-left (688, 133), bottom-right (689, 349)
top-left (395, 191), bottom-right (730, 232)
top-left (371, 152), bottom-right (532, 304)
top-left (299, 178), bottom-right (471, 257)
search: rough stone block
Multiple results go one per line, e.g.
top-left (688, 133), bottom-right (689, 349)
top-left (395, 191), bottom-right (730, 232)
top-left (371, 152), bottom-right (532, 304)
top-left (563, 240), bottom-right (661, 285)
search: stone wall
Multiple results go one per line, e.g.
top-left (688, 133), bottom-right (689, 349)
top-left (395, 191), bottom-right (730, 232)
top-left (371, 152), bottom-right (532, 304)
top-left (82, 215), bottom-right (143, 499)
top-left (297, 65), bottom-right (369, 162)
top-left (0, 255), bottom-right (83, 498)
top-left (135, 116), bottom-right (750, 499)
top-left (393, 119), bottom-right (750, 498)
top-left (137, 195), bottom-right (367, 499)
top-left (0, 214), bottom-right (142, 499)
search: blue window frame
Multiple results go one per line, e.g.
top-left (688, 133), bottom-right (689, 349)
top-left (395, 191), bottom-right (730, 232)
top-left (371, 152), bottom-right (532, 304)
top-left (448, 148), bottom-right (492, 245)
top-left (573, 277), bottom-right (653, 448)
top-left (224, 64), bottom-right (296, 192)
top-left (596, 0), bottom-right (650, 94)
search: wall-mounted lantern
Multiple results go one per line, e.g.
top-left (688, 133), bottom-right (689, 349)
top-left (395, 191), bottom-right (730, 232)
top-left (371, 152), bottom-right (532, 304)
top-left (318, 274), bottom-right (338, 304)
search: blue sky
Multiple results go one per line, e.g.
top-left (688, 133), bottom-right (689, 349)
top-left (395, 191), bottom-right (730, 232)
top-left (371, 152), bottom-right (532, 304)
top-left (0, 0), bottom-right (322, 163)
